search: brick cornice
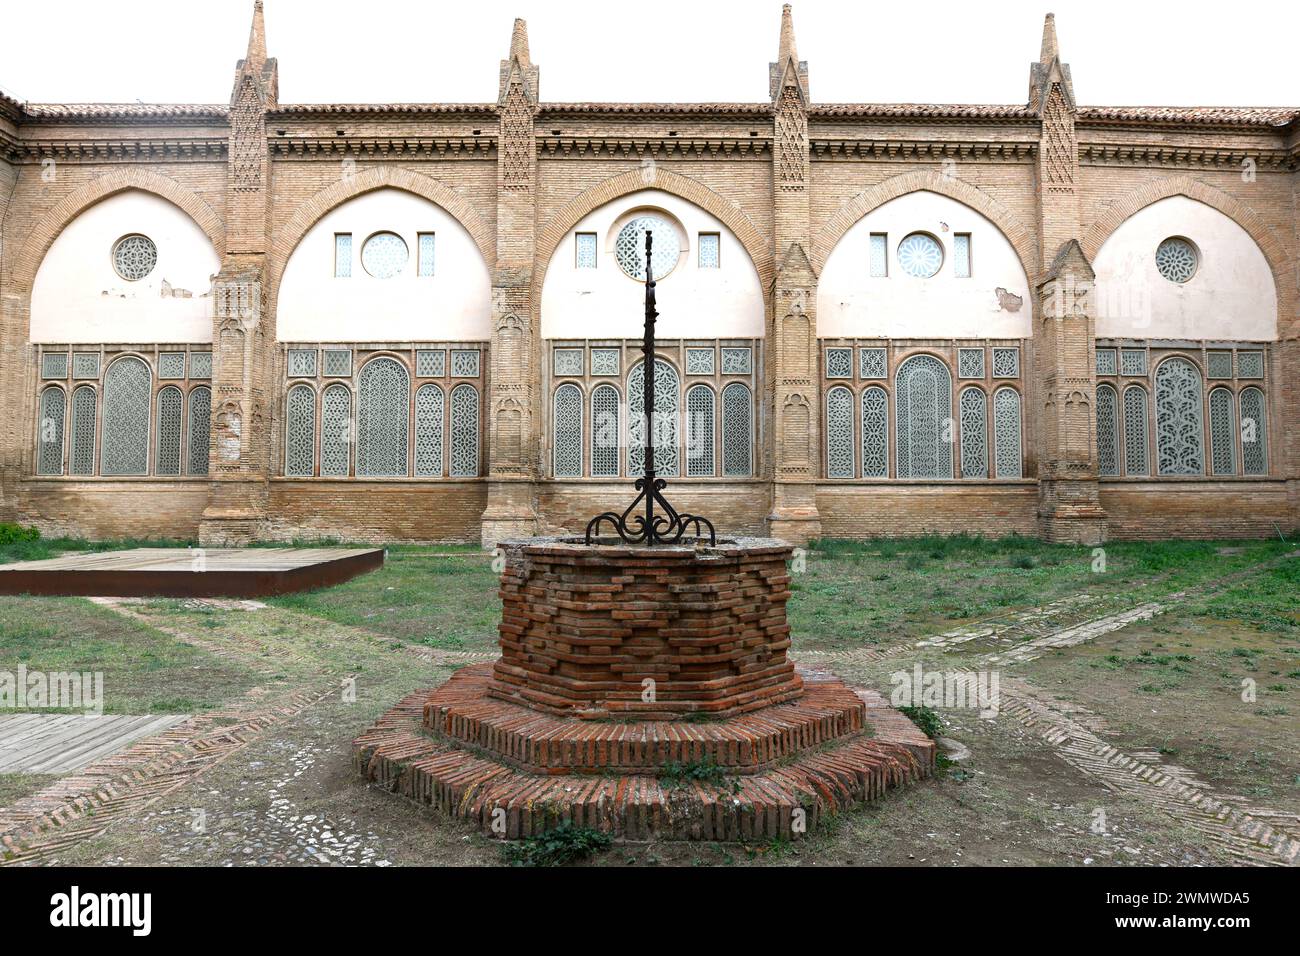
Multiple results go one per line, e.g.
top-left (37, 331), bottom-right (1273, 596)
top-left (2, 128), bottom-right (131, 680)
top-left (1079, 143), bottom-right (1295, 172)
top-left (537, 136), bottom-right (770, 160)
top-left (811, 139), bottom-right (1036, 162)
top-left (4, 138), bottom-right (227, 164)
top-left (269, 137), bottom-right (495, 160)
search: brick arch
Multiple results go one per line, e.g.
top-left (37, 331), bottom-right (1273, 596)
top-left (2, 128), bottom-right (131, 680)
top-left (9, 168), bottom-right (224, 297)
top-left (812, 170), bottom-right (1038, 282)
top-left (1080, 175), bottom-right (1291, 330)
top-left (267, 166), bottom-right (495, 306)
top-left (532, 168), bottom-right (775, 309)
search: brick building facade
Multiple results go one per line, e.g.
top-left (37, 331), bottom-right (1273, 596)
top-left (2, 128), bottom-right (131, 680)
top-left (1, 5), bottom-right (1296, 547)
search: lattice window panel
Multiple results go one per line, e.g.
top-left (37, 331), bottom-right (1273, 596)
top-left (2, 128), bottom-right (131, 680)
top-left (1155, 237), bottom-right (1197, 283)
top-left (957, 348), bottom-right (985, 379)
top-left (323, 349), bottom-right (353, 378)
top-left (721, 348), bottom-right (751, 375)
top-left (288, 349), bottom-right (318, 378)
top-left (1239, 387), bottom-right (1267, 476)
top-left (591, 349), bottom-right (620, 376)
top-left (285, 384), bottom-right (316, 477)
top-left (722, 383), bottom-right (752, 477)
top-left (959, 387), bottom-right (986, 479)
top-left (42, 353), bottom-right (68, 379)
top-left (154, 386), bottom-right (183, 476)
top-left (1096, 384), bottom-right (1119, 476)
top-left (684, 385), bottom-right (715, 477)
top-left (70, 386), bottom-right (97, 476)
top-left (73, 353), bottom-right (100, 379)
top-left (861, 386), bottom-right (888, 478)
top-left (418, 233), bottom-right (436, 278)
top-left (1155, 358), bottom-right (1203, 476)
top-left (869, 234), bottom-right (888, 277)
top-left (361, 232), bottom-right (408, 279)
top-left (615, 216), bottom-right (680, 280)
top-left (553, 349), bottom-right (584, 377)
top-left (189, 352), bottom-right (212, 379)
top-left (1206, 351), bottom-right (1233, 380)
top-left (1120, 349), bottom-right (1147, 377)
top-left (158, 353), bottom-right (185, 380)
top-left (825, 386), bottom-right (855, 478)
top-left (590, 385), bottom-right (620, 477)
top-left (100, 357), bottom-right (151, 476)
top-left (416, 349), bottom-right (446, 378)
top-left (1095, 349), bottom-right (1117, 376)
top-left (686, 348), bottom-right (715, 375)
top-left (859, 348), bottom-right (887, 379)
top-left (553, 384), bottom-right (584, 478)
top-left (991, 347), bottom-right (1019, 378)
top-left (113, 234), bottom-right (157, 281)
top-left (187, 386), bottom-right (211, 476)
top-left (450, 349), bottom-right (480, 378)
top-left (1123, 386), bottom-right (1150, 476)
top-left (953, 234), bottom-right (971, 278)
top-left (698, 233), bottom-right (720, 269)
top-left (356, 358), bottom-right (410, 477)
top-left (895, 354), bottom-right (953, 479)
top-left (334, 234), bottom-right (352, 278)
top-left (825, 348), bottom-right (853, 379)
top-left (320, 384), bottom-right (352, 477)
top-left (575, 232), bottom-right (597, 269)
top-left (37, 387), bottom-right (65, 475)
top-left (414, 384), bottom-right (445, 477)
top-left (1208, 388), bottom-right (1236, 476)
top-left (897, 233), bottom-right (942, 278)
top-left (627, 359), bottom-right (680, 477)
top-left (1236, 351), bottom-right (1264, 379)
top-left (993, 388), bottom-right (1022, 479)
top-left (449, 384), bottom-right (479, 477)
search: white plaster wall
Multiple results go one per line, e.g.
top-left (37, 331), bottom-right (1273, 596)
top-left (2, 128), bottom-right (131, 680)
top-left (277, 188), bottom-right (491, 342)
top-left (540, 189), bottom-right (764, 339)
top-left (1093, 196), bottom-right (1276, 340)
top-left (30, 190), bottom-right (220, 344)
top-left (817, 191), bottom-right (1032, 339)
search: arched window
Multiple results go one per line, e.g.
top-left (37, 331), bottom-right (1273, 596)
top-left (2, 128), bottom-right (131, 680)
top-left (1239, 387), bottom-right (1267, 476)
top-left (1096, 384), bottom-right (1119, 477)
top-left (1123, 385), bottom-right (1150, 476)
top-left (1155, 357), bottom-right (1203, 476)
top-left (356, 357), bottom-right (410, 477)
top-left (321, 384), bottom-right (352, 477)
top-left (553, 383), bottom-right (584, 477)
top-left (993, 387), bottom-right (1022, 479)
top-left (721, 382), bottom-right (753, 478)
top-left (37, 385), bottom-right (66, 476)
top-left (155, 385), bottom-right (184, 476)
top-left (70, 385), bottom-right (97, 476)
top-left (861, 386), bottom-right (888, 478)
top-left (895, 354), bottom-right (952, 478)
top-left (414, 384), bottom-right (444, 477)
top-left (285, 384), bottom-right (316, 477)
top-left (686, 384), bottom-right (716, 477)
top-left (450, 383), bottom-right (479, 477)
top-left (627, 359), bottom-right (680, 477)
top-left (1207, 387), bottom-right (1236, 476)
top-left (590, 384), bottom-right (620, 478)
top-left (101, 356), bottom-right (151, 476)
top-left (826, 386), bottom-right (855, 478)
top-left (958, 386), bottom-right (986, 479)
top-left (187, 386), bottom-right (211, 476)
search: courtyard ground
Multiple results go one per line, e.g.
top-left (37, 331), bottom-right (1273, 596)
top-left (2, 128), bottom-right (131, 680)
top-left (0, 533), bottom-right (1296, 866)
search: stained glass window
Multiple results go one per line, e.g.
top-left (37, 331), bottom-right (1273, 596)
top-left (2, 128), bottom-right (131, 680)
top-left (591, 385), bottom-right (620, 477)
top-left (859, 348), bottom-right (887, 379)
top-left (627, 359), bottom-right (680, 476)
top-left (826, 386), bottom-right (855, 478)
top-left (187, 386), bottom-right (211, 476)
top-left (356, 357), bottom-right (410, 477)
top-left (614, 216), bottom-right (680, 280)
top-left (686, 384), bottom-right (715, 477)
top-left (321, 384), bottom-right (352, 477)
top-left (450, 384), bottom-right (479, 477)
top-left (70, 385), bottom-right (97, 476)
top-left (155, 386), bottom-right (183, 476)
top-left (1239, 387), bottom-right (1266, 476)
top-left (959, 387), bottom-right (986, 479)
top-left (1155, 358), bottom-right (1203, 476)
top-left (334, 234), bottom-right (352, 278)
top-left (37, 386), bottom-right (65, 475)
top-left (361, 232), bottom-right (408, 279)
top-left (1096, 384), bottom-right (1119, 476)
top-left (1155, 237), bottom-right (1197, 283)
top-left (113, 234), bottom-right (157, 281)
top-left (993, 387), bottom-right (1022, 479)
top-left (1123, 385), bottom-right (1150, 476)
top-left (698, 233), bottom-right (720, 269)
top-left (1208, 387), bottom-right (1236, 476)
top-left (869, 233), bottom-right (888, 277)
top-left (897, 233), bottom-right (942, 278)
top-left (101, 356), bottom-right (151, 476)
top-left (553, 383), bottom-right (584, 477)
top-left (575, 232), bottom-right (598, 269)
top-left (861, 386), bottom-right (888, 478)
top-left (418, 233), bottom-right (435, 277)
top-left (895, 354), bottom-right (953, 478)
top-left (285, 384), bottom-right (316, 477)
top-left (414, 383), bottom-right (444, 477)
top-left (721, 383), bottom-right (752, 478)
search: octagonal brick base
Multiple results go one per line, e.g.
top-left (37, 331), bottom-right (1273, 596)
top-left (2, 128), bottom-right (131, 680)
top-left (354, 663), bottom-right (935, 841)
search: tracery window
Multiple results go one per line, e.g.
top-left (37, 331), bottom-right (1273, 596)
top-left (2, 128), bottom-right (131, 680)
top-left (187, 386), bottom-right (211, 476)
top-left (1123, 385), bottom-right (1150, 476)
top-left (285, 384), bottom-right (316, 477)
top-left (155, 385), bottom-right (184, 476)
top-left (992, 387), bottom-right (1022, 479)
top-left (590, 385), bottom-right (620, 477)
top-left (414, 384), bottom-right (444, 478)
top-left (553, 383), bottom-right (584, 478)
top-left (1155, 237), bottom-right (1197, 283)
top-left (897, 233), bottom-right (943, 278)
top-left (614, 216), bottom-right (680, 280)
top-left (1096, 384), bottom-right (1119, 477)
top-left (361, 232), bottom-right (408, 279)
top-left (1155, 357), bottom-right (1203, 476)
top-left (321, 383), bottom-right (352, 477)
top-left (1207, 387), bottom-right (1236, 477)
top-left (958, 386), bottom-right (986, 479)
top-left (826, 386), bottom-right (855, 479)
top-left (860, 386), bottom-right (888, 478)
top-left (1239, 387), bottom-right (1266, 476)
top-left (450, 384), bottom-right (480, 478)
top-left (686, 384), bottom-right (716, 477)
top-left (895, 354), bottom-right (952, 478)
top-left (356, 357), bottom-right (410, 477)
top-left (37, 386), bottom-right (66, 476)
top-left (721, 382), bottom-right (752, 478)
top-left (101, 356), bottom-right (152, 476)
top-left (628, 359), bottom-right (680, 476)
top-left (112, 234), bottom-right (157, 281)
top-left (70, 385), bottom-right (97, 476)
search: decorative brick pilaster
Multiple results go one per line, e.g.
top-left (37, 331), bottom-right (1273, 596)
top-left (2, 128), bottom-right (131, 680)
top-left (766, 5), bottom-right (821, 545)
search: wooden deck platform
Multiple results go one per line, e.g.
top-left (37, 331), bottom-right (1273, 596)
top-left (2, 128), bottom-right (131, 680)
top-left (0, 714), bottom-right (190, 774)
top-left (0, 547), bottom-right (384, 598)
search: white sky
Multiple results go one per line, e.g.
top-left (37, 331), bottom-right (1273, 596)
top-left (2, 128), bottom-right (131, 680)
top-left (1, 0), bottom-right (1296, 107)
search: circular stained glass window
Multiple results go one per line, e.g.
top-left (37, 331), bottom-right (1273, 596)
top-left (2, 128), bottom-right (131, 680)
top-left (897, 233), bottom-right (943, 278)
top-left (1155, 237), bottom-right (1198, 283)
top-left (112, 234), bottom-right (157, 281)
top-left (614, 216), bottom-right (681, 280)
top-left (361, 232), bottom-right (409, 279)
